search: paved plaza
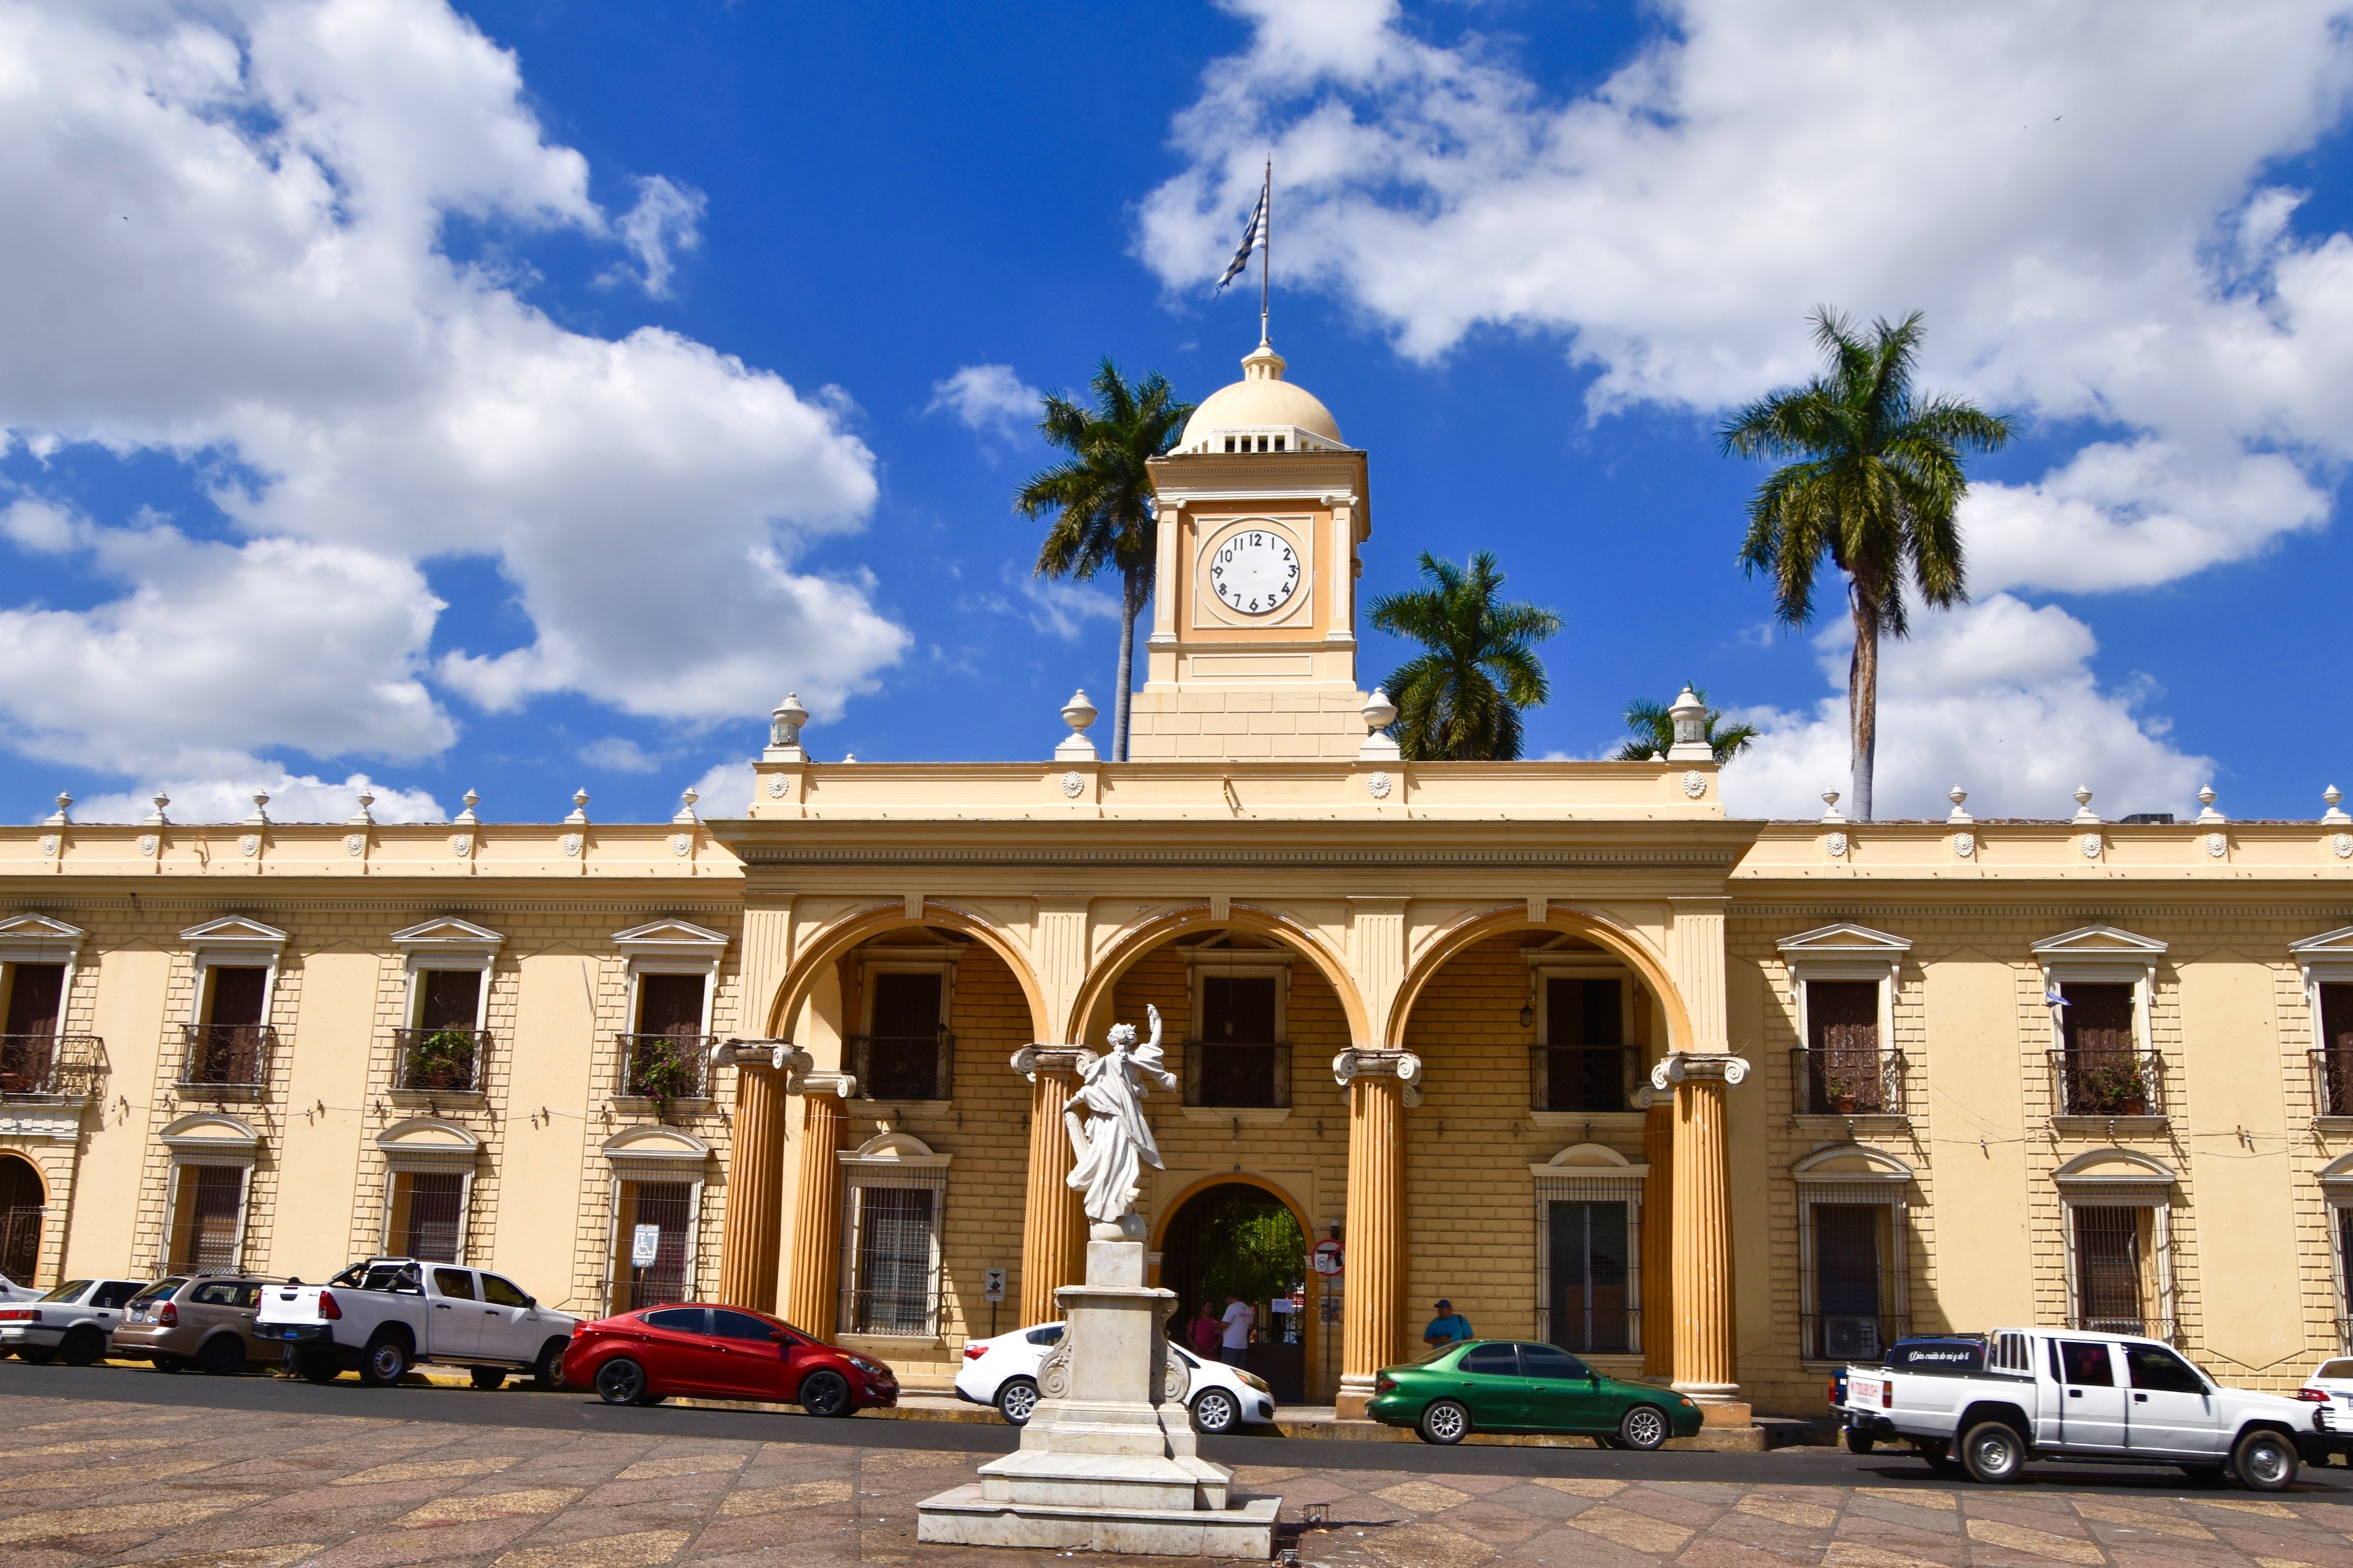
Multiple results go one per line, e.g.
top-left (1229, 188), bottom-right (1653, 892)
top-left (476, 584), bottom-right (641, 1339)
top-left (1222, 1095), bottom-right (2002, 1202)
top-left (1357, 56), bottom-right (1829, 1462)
top-left (8, 1389), bottom-right (2353, 1568)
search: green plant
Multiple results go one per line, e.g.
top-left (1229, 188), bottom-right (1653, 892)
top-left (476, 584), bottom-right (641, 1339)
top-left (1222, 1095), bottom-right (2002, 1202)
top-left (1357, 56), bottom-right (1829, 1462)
top-left (1371, 551), bottom-right (1562, 762)
top-left (404, 1028), bottom-right (476, 1089)
top-left (1611, 686), bottom-right (1758, 765)
top-left (2074, 1055), bottom-right (2149, 1109)
top-left (1015, 360), bottom-right (1195, 762)
top-left (632, 1039), bottom-right (701, 1103)
top-left (1721, 309), bottom-right (2011, 820)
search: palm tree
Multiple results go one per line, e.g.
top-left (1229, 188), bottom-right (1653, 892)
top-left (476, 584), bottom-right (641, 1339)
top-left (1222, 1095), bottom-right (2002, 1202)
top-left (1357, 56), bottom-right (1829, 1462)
top-left (1722, 308), bottom-right (2011, 820)
top-left (1015, 360), bottom-right (1195, 761)
top-left (1370, 551), bottom-right (1562, 761)
top-left (1612, 688), bottom-right (1758, 765)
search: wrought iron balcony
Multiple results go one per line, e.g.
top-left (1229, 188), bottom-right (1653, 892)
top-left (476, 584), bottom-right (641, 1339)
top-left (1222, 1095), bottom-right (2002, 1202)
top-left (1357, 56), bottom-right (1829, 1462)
top-left (1800, 1312), bottom-right (1912, 1363)
top-left (2314, 1049), bottom-right (2353, 1118)
top-left (0, 1033), bottom-right (104, 1099)
top-left (2048, 1046), bottom-right (2166, 1118)
top-left (616, 1033), bottom-right (712, 1102)
top-left (178, 1025), bottom-right (274, 1091)
top-left (1183, 1040), bottom-right (1290, 1109)
top-left (1791, 1045), bottom-right (1908, 1117)
top-left (393, 1027), bottom-right (489, 1093)
top-left (848, 1033), bottom-right (954, 1103)
top-left (1528, 1045), bottom-right (1638, 1114)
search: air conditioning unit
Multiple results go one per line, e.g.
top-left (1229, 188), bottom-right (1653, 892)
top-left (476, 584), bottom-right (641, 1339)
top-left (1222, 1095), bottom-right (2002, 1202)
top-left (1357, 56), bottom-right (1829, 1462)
top-left (1824, 1316), bottom-right (1881, 1360)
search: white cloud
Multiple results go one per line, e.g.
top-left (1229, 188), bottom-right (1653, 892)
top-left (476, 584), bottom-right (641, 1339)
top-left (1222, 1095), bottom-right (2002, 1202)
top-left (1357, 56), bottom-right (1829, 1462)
top-left (0, 0), bottom-right (907, 785)
top-left (1719, 595), bottom-right (2211, 822)
top-left (579, 736), bottom-right (662, 773)
top-left (1140, 0), bottom-right (2353, 595)
top-left (684, 755), bottom-right (755, 819)
top-left (1006, 563), bottom-right (1121, 640)
top-left (929, 363), bottom-right (1042, 438)
top-left (71, 770), bottom-right (445, 825)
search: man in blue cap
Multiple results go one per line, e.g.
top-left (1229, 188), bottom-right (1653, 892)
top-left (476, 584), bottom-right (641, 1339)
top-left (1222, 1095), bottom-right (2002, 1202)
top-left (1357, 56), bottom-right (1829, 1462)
top-left (1423, 1299), bottom-right (1474, 1347)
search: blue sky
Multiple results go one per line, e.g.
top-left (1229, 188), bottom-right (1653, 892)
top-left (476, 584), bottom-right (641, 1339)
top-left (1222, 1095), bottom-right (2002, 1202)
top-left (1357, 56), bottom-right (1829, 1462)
top-left (2, 0), bottom-right (2349, 825)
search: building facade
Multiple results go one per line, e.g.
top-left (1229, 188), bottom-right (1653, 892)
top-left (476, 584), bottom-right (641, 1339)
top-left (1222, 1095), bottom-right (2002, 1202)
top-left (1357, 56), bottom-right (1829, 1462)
top-left (4, 341), bottom-right (2352, 1421)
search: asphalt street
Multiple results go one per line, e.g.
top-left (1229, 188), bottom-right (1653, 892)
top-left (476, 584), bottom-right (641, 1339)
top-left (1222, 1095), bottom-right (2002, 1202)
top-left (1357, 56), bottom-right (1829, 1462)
top-left (8, 1359), bottom-right (2351, 1500)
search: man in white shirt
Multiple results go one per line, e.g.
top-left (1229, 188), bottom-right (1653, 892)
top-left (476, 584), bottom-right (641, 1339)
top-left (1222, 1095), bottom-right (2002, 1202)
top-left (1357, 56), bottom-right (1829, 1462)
top-left (1219, 1293), bottom-right (1255, 1366)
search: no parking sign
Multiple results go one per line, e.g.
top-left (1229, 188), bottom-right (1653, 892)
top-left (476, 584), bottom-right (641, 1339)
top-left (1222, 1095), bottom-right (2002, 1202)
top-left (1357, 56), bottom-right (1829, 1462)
top-left (1311, 1239), bottom-right (1343, 1277)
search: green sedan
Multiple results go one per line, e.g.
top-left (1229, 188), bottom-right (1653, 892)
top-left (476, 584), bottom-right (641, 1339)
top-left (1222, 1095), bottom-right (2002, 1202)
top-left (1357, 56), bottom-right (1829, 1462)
top-left (1367, 1340), bottom-right (1705, 1447)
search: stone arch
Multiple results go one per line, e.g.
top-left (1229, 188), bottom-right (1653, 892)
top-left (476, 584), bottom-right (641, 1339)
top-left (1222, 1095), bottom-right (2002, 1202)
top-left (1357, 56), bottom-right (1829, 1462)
top-left (1148, 1169), bottom-right (1322, 1402)
top-left (766, 901), bottom-right (1050, 1044)
top-left (1792, 1143), bottom-right (1916, 1183)
top-left (1066, 903), bottom-right (1369, 1047)
top-left (1385, 904), bottom-right (1694, 1054)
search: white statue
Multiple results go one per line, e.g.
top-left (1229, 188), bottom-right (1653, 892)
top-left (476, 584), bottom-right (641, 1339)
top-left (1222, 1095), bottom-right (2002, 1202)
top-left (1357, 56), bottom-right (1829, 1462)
top-left (1065, 1003), bottom-right (1177, 1230)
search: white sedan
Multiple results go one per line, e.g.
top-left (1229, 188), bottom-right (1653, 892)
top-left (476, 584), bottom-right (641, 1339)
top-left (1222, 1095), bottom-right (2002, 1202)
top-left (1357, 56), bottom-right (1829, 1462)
top-left (2300, 1356), bottom-right (2353, 1427)
top-left (955, 1321), bottom-right (1278, 1433)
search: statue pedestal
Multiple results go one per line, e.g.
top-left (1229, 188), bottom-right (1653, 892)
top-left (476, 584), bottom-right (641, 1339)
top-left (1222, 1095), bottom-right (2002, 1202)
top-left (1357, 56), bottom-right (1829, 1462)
top-left (916, 1240), bottom-right (1280, 1555)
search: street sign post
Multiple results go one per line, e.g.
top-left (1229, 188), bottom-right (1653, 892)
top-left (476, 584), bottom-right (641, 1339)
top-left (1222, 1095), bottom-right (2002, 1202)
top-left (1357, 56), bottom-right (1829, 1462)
top-left (1311, 1239), bottom-right (1343, 1276)
top-left (982, 1267), bottom-right (1006, 1337)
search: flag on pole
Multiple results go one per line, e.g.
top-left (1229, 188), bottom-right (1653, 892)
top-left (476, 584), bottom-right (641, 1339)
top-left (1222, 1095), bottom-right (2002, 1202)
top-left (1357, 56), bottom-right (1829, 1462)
top-left (1216, 171), bottom-right (1269, 292)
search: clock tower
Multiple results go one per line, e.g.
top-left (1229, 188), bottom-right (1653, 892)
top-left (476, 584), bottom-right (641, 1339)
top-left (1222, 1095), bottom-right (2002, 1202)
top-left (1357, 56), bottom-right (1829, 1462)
top-left (1129, 336), bottom-right (1375, 761)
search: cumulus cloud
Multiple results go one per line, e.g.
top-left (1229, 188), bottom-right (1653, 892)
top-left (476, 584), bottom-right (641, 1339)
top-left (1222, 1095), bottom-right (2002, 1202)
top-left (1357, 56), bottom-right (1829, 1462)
top-left (578, 736), bottom-right (662, 773)
top-left (0, 0), bottom-right (907, 794)
top-left (684, 755), bottom-right (756, 819)
top-left (71, 771), bottom-right (446, 825)
top-left (1719, 596), bottom-right (2211, 822)
top-left (929, 363), bottom-right (1042, 438)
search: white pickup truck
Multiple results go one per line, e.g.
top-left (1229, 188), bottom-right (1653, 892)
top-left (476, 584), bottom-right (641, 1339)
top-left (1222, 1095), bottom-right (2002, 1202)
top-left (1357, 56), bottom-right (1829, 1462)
top-left (256, 1257), bottom-right (577, 1389)
top-left (1842, 1327), bottom-right (2330, 1489)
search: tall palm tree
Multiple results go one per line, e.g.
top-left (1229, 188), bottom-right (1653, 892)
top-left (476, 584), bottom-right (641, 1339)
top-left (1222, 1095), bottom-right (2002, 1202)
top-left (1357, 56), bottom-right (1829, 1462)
top-left (1370, 551), bottom-right (1562, 761)
top-left (1015, 359), bottom-right (1195, 761)
top-left (1722, 308), bottom-right (2011, 820)
top-left (1612, 688), bottom-right (1758, 765)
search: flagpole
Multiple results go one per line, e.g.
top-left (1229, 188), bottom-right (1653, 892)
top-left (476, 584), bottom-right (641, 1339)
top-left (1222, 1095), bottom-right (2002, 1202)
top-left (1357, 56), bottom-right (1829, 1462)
top-left (1260, 159), bottom-right (1271, 343)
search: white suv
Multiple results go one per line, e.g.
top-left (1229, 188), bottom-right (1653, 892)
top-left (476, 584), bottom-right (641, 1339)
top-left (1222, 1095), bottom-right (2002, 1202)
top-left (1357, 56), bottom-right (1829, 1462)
top-left (955, 1320), bottom-right (1278, 1433)
top-left (0, 1277), bottom-right (151, 1365)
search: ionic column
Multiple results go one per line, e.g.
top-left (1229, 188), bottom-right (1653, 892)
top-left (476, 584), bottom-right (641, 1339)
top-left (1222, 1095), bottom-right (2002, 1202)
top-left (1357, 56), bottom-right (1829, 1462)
top-left (1637, 1083), bottom-right (1674, 1380)
top-left (1653, 1052), bottom-right (1749, 1416)
top-left (781, 1069), bottom-right (856, 1339)
top-left (714, 1046), bottom-right (796, 1310)
top-left (1335, 1047), bottom-right (1418, 1419)
top-left (1012, 1046), bottom-right (1091, 1326)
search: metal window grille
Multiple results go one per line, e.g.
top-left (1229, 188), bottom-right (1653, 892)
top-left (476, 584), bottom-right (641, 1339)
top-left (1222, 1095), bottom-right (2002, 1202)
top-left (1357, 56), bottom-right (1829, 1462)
top-left (0, 1035), bottom-right (103, 1098)
top-left (1805, 1203), bottom-right (1894, 1360)
top-left (2072, 1205), bottom-right (2150, 1333)
top-left (615, 1180), bottom-right (694, 1312)
top-left (394, 1171), bottom-right (465, 1263)
top-left (847, 1185), bottom-right (938, 1336)
top-left (0, 1205), bottom-right (40, 1283)
top-left (171, 1165), bottom-right (246, 1273)
top-left (2315, 986), bottom-right (2353, 1114)
top-left (1532, 1176), bottom-right (1641, 1355)
top-left (178, 1025), bottom-right (274, 1089)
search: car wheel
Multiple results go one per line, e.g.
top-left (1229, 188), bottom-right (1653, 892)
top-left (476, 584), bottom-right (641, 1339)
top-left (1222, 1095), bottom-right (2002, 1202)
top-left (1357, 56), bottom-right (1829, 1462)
top-left (995, 1376), bottom-right (1040, 1426)
top-left (469, 1366), bottom-right (506, 1390)
top-left (1960, 1420), bottom-right (2025, 1484)
top-left (1919, 1438), bottom-right (1961, 1475)
top-left (532, 1338), bottom-right (569, 1392)
top-left (1619, 1405), bottom-right (1670, 1452)
top-left (358, 1334), bottom-right (410, 1387)
top-left (296, 1349), bottom-right (341, 1383)
top-left (2179, 1464), bottom-right (2228, 1488)
top-left (594, 1357), bottom-right (647, 1406)
top-left (18, 1346), bottom-right (55, 1365)
top-left (198, 1335), bottom-right (246, 1376)
top-left (150, 1353), bottom-right (187, 1374)
top-left (1192, 1387), bottom-right (1240, 1435)
top-left (59, 1326), bottom-right (105, 1366)
top-left (1845, 1430), bottom-right (1875, 1454)
top-left (2233, 1429), bottom-right (2298, 1492)
top-left (800, 1368), bottom-right (852, 1418)
top-left (1418, 1399), bottom-right (1470, 1446)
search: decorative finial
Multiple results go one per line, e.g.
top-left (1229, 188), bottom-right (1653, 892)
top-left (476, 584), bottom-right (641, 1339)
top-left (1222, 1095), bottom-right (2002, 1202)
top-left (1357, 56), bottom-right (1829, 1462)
top-left (2195, 785), bottom-right (2225, 825)
top-left (246, 792), bottom-right (271, 826)
top-left (2326, 785), bottom-right (2350, 826)
top-left (1056, 689), bottom-right (1099, 762)
top-left (455, 789), bottom-right (480, 825)
top-left (768, 692), bottom-right (810, 757)
top-left (145, 792), bottom-right (170, 826)
top-left (347, 789), bottom-right (375, 826)
top-left (44, 792), bottom-right (71, 826)
top-left (565, 788), bottom-right (589, 824)
top-left (2071, 785), bottom-right (2101, 825)
top-left (842, 751), bottom-right (856, 763)
top-left (1665, 686), bottom-right (1712, 763)
top-left (1819, 789), bottom-right (1845, 825)
top-left (1947, 785), bottom-right (1972, 825)
top-left (674, 787), bottom-right (700, 825)
top-left (1358, 686), bottom-right (1402, 763)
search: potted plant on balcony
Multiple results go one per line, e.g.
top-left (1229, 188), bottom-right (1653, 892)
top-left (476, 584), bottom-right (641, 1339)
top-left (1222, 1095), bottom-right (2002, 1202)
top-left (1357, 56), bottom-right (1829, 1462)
top-left (2076, 1056), bottom-right (2150, 1116)
top-left (404, 1028), bottom-right (476, 1092)
top-left (1822, 1069), bottom-right (1864, 1115)
top-left (633, 1040), bottom-right (700, 1107)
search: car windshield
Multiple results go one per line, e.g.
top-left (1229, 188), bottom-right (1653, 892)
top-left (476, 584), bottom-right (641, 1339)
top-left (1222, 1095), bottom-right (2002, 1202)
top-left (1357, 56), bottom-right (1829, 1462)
top-left (36, 1280), bottom-right (90, 1303)
top-left (128, 1278), bottom-right (188, 1311)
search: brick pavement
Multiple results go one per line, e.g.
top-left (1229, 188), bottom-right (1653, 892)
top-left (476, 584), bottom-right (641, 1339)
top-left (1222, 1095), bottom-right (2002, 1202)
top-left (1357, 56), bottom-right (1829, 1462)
top-left (7, 1394), bottom-right (2353, 1568)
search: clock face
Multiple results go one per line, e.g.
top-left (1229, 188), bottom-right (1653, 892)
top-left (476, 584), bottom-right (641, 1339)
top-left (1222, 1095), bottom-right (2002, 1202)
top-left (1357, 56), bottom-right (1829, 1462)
top-left (1208, 529), bottom-right (1302, 616)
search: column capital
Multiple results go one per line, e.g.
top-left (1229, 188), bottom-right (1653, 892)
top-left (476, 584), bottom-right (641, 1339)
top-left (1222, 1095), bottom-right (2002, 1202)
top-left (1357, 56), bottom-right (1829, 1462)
top-left (791, 1069), bottom-right (858, 1100)
top-left (1011, 1045), bottom-right (1096, 1082)
top-left (1332, 1047), bottom-right (1421, 1087)
top-left (1650, 1052), bottom-right (1751, 1090)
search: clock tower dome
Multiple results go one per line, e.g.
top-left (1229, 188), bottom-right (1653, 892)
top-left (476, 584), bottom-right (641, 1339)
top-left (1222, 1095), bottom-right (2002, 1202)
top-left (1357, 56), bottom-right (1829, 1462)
top-left (1128, 336), bottom-right (1375, 761)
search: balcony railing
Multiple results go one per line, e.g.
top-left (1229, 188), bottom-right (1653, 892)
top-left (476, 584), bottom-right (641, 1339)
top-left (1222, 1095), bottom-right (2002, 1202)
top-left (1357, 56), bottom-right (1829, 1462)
top-left (616, 1033), bottom-right (712, 1102)
top-left (178, 1025), bottom-right (274, 1091)
top-left (1528, 1045), bottom-right (1638, 1113)
top-left (848, 1033), bottom-right (954, 1103)
top-left (1183, 1041), bottom-right (1291, 1109)
top-left (1791, 1046), bottom-right (1908, 1117)
top-left (393, 1027), bottom-right (489, 1093)
top-left (1800, 1312), bottom-right (1912, 1363)
top-left (2048, 1046), bottom-right (2166, 1118)
top-left (0, 1033), bottom-right (104, 1099)
top-left (2314, 1049), bottom-right (2353, 1118)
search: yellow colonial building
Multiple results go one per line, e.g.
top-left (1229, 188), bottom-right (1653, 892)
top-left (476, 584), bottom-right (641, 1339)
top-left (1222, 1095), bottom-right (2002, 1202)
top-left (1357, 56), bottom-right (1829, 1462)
top-left (5, 339), bottom-right (2353, 1424)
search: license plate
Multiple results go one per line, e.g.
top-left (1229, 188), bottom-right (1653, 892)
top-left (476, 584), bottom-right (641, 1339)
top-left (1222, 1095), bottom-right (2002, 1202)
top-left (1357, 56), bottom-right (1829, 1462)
top-left (1849, 1374), bottom-right (1885, 1406)
top-left (281, 1328), bottom-right (300, 1339)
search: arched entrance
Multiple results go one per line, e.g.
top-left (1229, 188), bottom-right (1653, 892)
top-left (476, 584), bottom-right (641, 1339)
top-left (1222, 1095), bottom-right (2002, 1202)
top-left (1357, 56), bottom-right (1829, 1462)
top-left (0, 1153), bottom-right (45, 1286)
top-left (1153, 1178), bottom-right (1313, 1404)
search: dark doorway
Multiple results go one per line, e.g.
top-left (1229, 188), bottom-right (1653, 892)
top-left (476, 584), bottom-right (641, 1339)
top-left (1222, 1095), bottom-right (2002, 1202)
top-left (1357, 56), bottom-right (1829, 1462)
top-left (0, 1153), bottom-right (41, 1285)
top-left (1156, 1182), bottom-right (1309, 1404)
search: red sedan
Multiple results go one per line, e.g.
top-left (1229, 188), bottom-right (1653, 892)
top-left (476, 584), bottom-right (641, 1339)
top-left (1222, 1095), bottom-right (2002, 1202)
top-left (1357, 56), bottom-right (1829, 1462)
top-left (562, 1303), bottom-right (897, 1416)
